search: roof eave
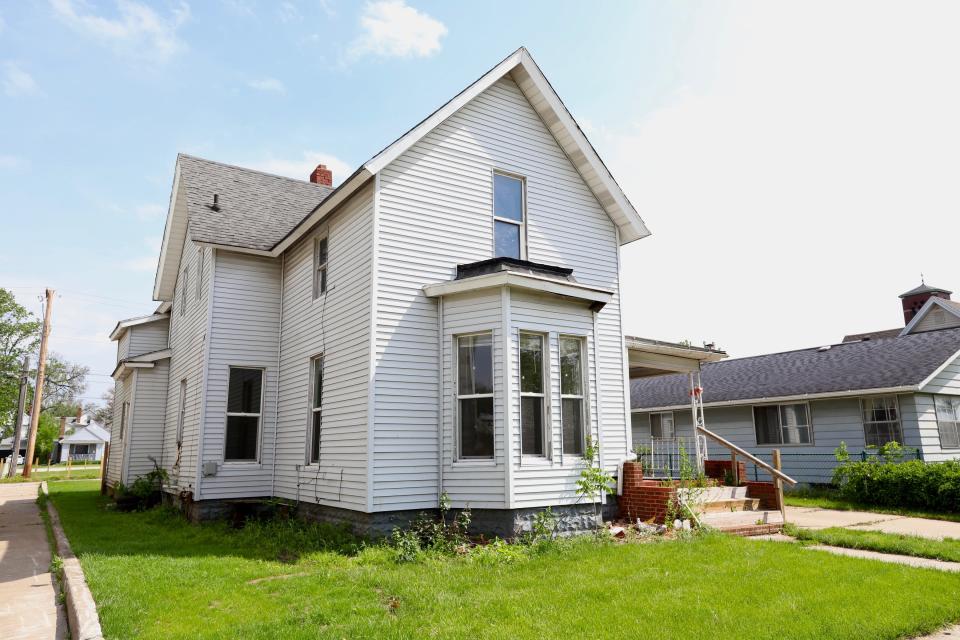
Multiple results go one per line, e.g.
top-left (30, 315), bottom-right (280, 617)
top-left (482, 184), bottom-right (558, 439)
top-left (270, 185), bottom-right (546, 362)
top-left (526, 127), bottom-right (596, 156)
top-left (153, 161), bottom-right (185, 301)
top-left (423, 271), bottom-right (613, 307)
top-left (633, 385), bottom-right (921, 412)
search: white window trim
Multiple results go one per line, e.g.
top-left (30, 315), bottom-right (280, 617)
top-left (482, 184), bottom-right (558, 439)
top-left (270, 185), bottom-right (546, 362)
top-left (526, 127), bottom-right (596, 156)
top-left (313, 235), bottom-right (328, 300)
top-left (307, 355), bottom-right (323, 464)
top-left (860, 395), bottom-right (903, 449)
top-left (119, 401), bottom-right (129, 441)
top-left (176, 379), bottom-right (187, 447)
top-left (196, 248), bottom-right (204, 301)
top-left (519, 331), bottom-right (549, 459)
top-left (934, 395), bottom-right (960, 450)
top-left (558, 334), bottom-right (588, 458)
top-left (649, 411), bottom-right (676, 439)
top-left (179, 266), bottom-right (188, 317)
top-left (491, 171), bottom-right (527, 260)
top-left (751, 401), bottom-right (815, 447)
top-left (455, 331), bottom-right (496, 462)
top-left (223, 366), bottom-right (265, 463)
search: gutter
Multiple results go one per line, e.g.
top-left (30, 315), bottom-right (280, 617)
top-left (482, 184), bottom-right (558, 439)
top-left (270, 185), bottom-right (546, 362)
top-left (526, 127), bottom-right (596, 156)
top-left (632, 385), bottom-right (920, 413)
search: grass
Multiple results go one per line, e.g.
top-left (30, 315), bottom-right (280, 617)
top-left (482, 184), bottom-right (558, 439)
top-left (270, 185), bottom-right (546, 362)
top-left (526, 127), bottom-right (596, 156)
top-left (0, 468), bottom-right (101, 483)
top-left (784, 486), bottom-right (960, 523)
top-left (785, 524), bottom-right (960, 563)
top-left (48, 480), bottom-right (960, 640)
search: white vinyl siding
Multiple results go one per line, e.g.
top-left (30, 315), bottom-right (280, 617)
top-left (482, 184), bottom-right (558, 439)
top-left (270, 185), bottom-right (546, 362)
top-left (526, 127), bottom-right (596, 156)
top-left (374, 75), bottom-right (627, 511)
top-left (273, 184), bottom-right (373, 510)
top-left (914, 306), bottom-right (960, 333)
top-left (126, 321), bottom-right (169, 358)
top-left (126, 362), bottom-right (169, 480)
top-left (106, 375), bottom-right (133, 486)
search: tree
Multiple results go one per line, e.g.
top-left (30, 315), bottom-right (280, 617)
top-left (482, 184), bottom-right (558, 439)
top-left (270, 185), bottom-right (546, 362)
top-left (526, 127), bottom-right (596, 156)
top-left (34, 413), bottom-right (60, 464)
top-left (90, 388), bottom-right (114, 427)
top-left (39, 354), bottom-right (89, 412)
top-left (0, 288), bottom-right (40, 435)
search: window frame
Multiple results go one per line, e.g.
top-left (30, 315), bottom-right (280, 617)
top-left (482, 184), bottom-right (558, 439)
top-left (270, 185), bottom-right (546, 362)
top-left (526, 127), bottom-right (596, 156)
top-left (313, 235), bottom-right (329, 300)
top-left (223, 366), bottom-right (265, 463)
top-left (752, 402), bottom-right (814, 447)
top-left (455, 331), bottom-right (496, 462)
top-left (518, 331), bottom-right (549, 459)
top-left (119, 401), bottom-right (129, 441)
top-left (179, 266), bottom-right (189, 317)
top-left (559, 334), bottom-right (588, 457)
top-left (650, 411), bottom-right (676, 439)
top-left (934, 395), bottom-right (960, 450)
top-left (307, 355), bottom-right (324, 464)
top-left (860, 395), bottom-right (904, 449)
top-left (176, 379), bottom-right (187, 447)
top-left (196, 248), bottom-right (204, 301)
top-left (491, 171), bottom-right (527, 260)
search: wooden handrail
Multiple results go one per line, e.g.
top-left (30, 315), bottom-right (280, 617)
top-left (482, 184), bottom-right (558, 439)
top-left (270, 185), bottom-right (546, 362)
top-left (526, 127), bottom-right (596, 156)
top-left (696, 426), bottom-right (798, 486)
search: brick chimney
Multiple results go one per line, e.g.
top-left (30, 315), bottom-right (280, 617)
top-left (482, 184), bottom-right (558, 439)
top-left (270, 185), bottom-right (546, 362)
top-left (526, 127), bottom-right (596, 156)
top-left (59, 416), bottom-right (67, 439)
top-left (309, 164), bottom-right (333, 187)
top-left (900, 281), bottom-right (952, 324)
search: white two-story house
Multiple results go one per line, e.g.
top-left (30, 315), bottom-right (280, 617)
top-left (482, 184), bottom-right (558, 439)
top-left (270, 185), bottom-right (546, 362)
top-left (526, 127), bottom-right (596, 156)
top-left (107, 48), bottom-right (650, 535)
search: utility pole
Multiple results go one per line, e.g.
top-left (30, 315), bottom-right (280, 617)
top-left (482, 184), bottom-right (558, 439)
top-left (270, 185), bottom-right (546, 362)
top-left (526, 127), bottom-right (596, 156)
top-left (5, 356), bottom-right (30, 478)
top-left (23, 289), bottom-right (54, 479)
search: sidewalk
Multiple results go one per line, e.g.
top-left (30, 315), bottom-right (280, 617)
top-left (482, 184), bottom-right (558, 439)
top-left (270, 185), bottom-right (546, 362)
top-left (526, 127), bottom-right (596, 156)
top-left (786, 505), bottom-right (960, 540)
top-left (0, 482), bottom-right (67, 639)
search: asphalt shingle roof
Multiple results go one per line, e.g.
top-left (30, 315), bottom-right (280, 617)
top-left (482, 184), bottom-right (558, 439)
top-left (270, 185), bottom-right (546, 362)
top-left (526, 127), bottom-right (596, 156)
top-left (631, 327), bottom-right (960, 409)
top-left (178, 154), bottom-right (334, 251)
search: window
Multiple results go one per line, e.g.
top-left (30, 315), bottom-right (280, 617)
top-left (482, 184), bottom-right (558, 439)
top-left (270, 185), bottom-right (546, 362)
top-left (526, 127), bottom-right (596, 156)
top-left (560, 336), bottom-right (586, 455)
top-left (493, 173), bottom-right (525, 259)
top-left (72, 444), bottom-right (91, 456)
top-left (176, 379), bottom-right (187, 447)
top-left (753, 403), bottom-right (812, 445)
top-left (861, 396), bottom-right (903, 448)
top-left (196, 248), bottom-right (204, 300)
top-left (119, 401), bottom-right (129, 441)
top-left (519, 333), bottom-right (546, 456)
top-left (313, 236), bottom-right (328, 299)
top-left (650, 412), bottom-right (675, 439)
top-left (179, 267), bottom-right (189, 316)
top-left (309, 356), bottom-right (323, 463)
top-left (224, 368), bottom-right (263, 461)
top-left (457, 333), bottom-right (494, 459)
top-left (935, 396), bottom-right (960, 449)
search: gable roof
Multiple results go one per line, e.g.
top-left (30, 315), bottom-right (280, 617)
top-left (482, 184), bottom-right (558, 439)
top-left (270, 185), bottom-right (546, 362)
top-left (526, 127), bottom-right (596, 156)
top-left (153, 47), bottom-right (649, 300)
top-left (631, 327), bottom-right (960, 410)
top-left (109, 312), bottom-right (170, 341)
top-left (62, 423), bottom-right (110, 444)
top-left (900, 297), bottom-right (960, 336)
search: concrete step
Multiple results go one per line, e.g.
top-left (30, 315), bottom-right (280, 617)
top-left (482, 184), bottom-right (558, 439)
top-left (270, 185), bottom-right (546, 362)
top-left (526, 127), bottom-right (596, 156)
top-left (679, 486), bottom-right (748, 501)
top-left (700, 498), bottom-right (761, 513)
top-left (700, 509), bottom-right (784, 530)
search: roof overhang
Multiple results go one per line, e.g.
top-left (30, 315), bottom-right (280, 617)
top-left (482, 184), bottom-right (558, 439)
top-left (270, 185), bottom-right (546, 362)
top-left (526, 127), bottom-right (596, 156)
top-left (154, 162), bottom-right (186, 301)
top-left (111, 348), bottom-right (172, 380)
top-left (109, 313), bottom-right (170, 341)
top-left (626, 336), bottom-right (727, 378)
top-left (423, 271), bottom-right (613, 309)
top-left (633, 385), bottom-right (919, 413)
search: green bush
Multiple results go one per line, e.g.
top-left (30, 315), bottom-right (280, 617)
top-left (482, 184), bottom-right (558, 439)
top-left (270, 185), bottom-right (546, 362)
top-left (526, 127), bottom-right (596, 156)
top-left (833, 457), bottom-right (960, 513)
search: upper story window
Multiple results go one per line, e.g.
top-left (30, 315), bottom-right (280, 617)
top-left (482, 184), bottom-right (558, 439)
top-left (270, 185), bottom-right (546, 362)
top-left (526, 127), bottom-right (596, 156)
top-left (861, 396), bottom-right (902, 448)
top-left (179, 266), bottom-right (189, 317)
top-left (754, 403), bottom-right (812, 445)
top-left (650, 411), bottom-right (675, 439)
top-left (224, 367), bottom-right (263, 461)
top-left (196, 248), bottom-right (204, 300)
top-left (493, 173), bottom-right (525, 260)
top-left (935, 396), bottom-right (960, 449)
top-left (457, 333), bottom-right (494, 460)
top-left (313, 236), bottom-right (328, 299)
top-left (520, 332), bottom-right (546, 457)
top-left (560, 336), bottom-right (586, 455)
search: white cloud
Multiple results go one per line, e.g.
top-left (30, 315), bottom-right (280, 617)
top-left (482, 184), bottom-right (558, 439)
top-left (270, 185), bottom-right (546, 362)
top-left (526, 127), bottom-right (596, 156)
top-left (348, 0), bottom-right (446, 60)
top-left (0, 154), bottom-right (26, 170)
top-left (50, 0), bottom-right (191, 63)
top-left (247, 77), bottom-right (286, 94)
top-left (246, 151), bottom-right (352, 185)
top-left (133, 203), bottom-right (166, 220)
top-left (123, 236), bottom-right (162, 271)
top-left (2, 62), bottom-right (38, 97)
top-left (605, 1), bottom-right (960, 357)
top-left (278, 1), bottom-right (301, 23)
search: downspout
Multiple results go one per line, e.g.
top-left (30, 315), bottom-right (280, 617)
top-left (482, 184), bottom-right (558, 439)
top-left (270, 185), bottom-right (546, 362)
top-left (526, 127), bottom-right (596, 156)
top-left (436, 295), bottom-right (444, 500)
top-left (270, 252), bottom-right (286, 498)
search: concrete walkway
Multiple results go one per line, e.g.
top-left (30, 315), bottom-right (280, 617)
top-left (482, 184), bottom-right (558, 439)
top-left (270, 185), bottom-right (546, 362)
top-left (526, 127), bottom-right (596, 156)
top-left (787, 506), bottom-right (960, 540)
top-left (0, 482), bottom-right (67, 639)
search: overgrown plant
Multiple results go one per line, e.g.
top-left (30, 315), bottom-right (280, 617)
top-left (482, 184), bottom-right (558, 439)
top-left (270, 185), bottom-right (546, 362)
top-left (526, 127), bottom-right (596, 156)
top-left (632, 445), bottom-right (654, 476)
top-left (389, 491), bottom-right (472, 562)
top-left (576, 436), bottom-right (615, 528)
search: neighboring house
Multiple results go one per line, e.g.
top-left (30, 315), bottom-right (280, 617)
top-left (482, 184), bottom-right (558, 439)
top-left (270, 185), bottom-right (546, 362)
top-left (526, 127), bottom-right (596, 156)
top-left (108, 48), bottom-right (650, 535)
top-left (0, 413), bottom-right (30, 460)
top-left (58, 422), bottom-right (110, 463)
top-left (631, 283), bottom-right (960, 483)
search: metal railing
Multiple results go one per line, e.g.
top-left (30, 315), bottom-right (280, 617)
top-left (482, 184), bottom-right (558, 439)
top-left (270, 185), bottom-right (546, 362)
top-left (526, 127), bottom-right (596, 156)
top-left (637, 436), bottom-right (706, 478)
top-left (68, 453), bottom-right (98, 462)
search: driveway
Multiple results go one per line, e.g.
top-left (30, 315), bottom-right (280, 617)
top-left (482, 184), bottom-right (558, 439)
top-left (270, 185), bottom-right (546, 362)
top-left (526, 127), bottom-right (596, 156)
top-left (787, 505), bottom-right (960, 540)
top-left (0, 482), bottom-right (67, 639)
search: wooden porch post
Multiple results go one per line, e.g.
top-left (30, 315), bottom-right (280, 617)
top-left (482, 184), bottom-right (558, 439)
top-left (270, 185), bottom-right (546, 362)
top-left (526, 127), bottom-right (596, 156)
top-left (730, 452), bottom-right (738, 486)
top-left (773, 449), bottom-right (786, 524)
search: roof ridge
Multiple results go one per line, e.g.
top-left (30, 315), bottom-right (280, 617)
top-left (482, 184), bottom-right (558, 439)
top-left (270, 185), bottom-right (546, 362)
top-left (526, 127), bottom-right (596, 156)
top-left (177, 153), bottom-right (337, 189)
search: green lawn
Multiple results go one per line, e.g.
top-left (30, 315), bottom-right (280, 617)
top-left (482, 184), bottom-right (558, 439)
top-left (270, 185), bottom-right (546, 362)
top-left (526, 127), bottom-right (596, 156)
top-left (786, 524), bottom-right (960, 563)
top-left (784, 487), bottom-right (960, 523)
top-left (48, 481), bottom-right (960, 640)
top-left (0, 468), bottom-right (101, 483)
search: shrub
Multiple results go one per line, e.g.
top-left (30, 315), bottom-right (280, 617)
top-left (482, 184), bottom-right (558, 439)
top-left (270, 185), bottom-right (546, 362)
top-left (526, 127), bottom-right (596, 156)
top-left (833, 457), bottom-right (960, 513)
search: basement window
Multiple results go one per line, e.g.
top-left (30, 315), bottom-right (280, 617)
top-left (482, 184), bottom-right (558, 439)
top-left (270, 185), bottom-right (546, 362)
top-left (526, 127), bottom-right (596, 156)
top-left (754, 403), bottom-right (812, 445)
top-left (935, 396), bottom-right (960, 449)
top-left (224, 367), bottom-right (263, 461)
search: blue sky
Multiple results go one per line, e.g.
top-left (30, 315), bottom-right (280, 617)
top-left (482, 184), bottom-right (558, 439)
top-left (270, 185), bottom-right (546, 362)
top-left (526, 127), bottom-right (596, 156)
top-left (2, 1), bottom-right (959, 406)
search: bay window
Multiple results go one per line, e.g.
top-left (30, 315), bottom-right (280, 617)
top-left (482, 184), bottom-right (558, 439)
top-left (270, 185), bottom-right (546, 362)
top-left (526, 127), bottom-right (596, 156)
top-left (457, 333), bottom-right (494, 459)
top-left (560, 336), bottom-right (585, 455)
top-left (520, 333), bottom-right (546, 456)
